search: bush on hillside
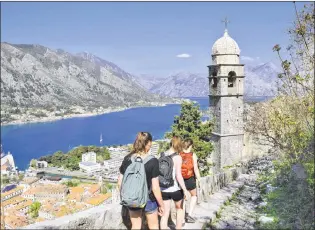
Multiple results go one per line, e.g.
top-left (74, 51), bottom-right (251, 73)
top-left (38, 146), bottom-right (110, 171)
top-left (247, 3), bottom-right (314, 228)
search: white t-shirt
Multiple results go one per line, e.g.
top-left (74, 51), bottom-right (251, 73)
top-left (162, 150), bottom-right (181, 193)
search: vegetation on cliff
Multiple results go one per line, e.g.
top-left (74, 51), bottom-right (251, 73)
top-left (161, 101), bottom-right (213, 176)
top-left (38, 145), bottom-right (110, 171)
top-left (246, 3), bottom-right (314, 228)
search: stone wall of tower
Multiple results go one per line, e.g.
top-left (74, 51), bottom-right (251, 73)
top-left (219, 135), bottom-right (243, 167)
top-left (219, 97), bottom-right (244, 134)
top-left (217, 66), bottom-right (245, 76)
top-left (212, 55), bottom-right (240, 65)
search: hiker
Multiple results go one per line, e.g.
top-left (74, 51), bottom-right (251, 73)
top-left (118, 132), bottom-right (165, 230)
top-left (180, 138), bottom-right (201, 223)
top-left (159, 136), bottom-right (189, 230)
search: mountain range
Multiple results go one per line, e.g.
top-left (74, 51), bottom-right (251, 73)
top-left (0, 43), bottom-right (173, 112)
top-left (135, 62), bottom-right (280, 98)
top-left (0, 42), bottom-right (279, 124)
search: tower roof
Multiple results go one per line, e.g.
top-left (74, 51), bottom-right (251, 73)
top-left (212, 29), bottom-right (240, 56)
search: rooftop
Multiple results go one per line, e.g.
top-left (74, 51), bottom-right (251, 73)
top-left (4, 214), bottom-right (28, 229)
top-left (13, 199), bottom-right (33, 211)
top-left (69, 186), bottom-right (85, 194)
top-left (1, 186), bottom-right (23, 198)
top-left (212, 29), bottom-right (240, 56)
top-left (23, 184), bottom-right (68, 196)
top-left (84, 193), bottom-right (111, 206)
top-left (1, 184), bottom-right (17, 193)
top-left (2, 195), bottom-right (25, 207)
top-left (21, 176), bottom-right (40, 185)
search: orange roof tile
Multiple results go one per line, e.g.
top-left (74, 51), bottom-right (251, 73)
top-left (4, 214), bottom-right (28, 228)
top-left (85, 193), bottom-right (111, 206)
top-left (87, 184), bottom-right (100, 194)
top-left (69, 186), bottom-right (84, 194)
top-left (2, 196), bottom-right (25, 207)
top-left (67, 193), bottom-right (82, 202)
top-left (14, 199), bottom-right (32, 211)
top-left (23, 184), bottom-right (68, 196)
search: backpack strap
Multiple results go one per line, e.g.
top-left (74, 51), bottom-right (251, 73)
top-left (169, 152), bottom-right (178, 158)
top-left (143, 154), bottom-right (154, 164)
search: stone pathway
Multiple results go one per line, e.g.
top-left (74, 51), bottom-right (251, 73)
top-left (182, 174), bottom-right (250, 229)
top-left (208, 174), bottom-right (260, 229)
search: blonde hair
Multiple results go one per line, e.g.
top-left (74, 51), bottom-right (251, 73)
top-left (170, 136), bottom-right (183, 153)
top-left (131, 132), bottom-right (152, 155)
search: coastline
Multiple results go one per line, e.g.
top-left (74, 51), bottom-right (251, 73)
top-left (1, 101), bottom-right (182, 127)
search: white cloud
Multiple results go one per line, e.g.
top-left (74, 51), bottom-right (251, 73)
top-left (241, 56), bottom-right (255, 62)
top-left (176, 53), bottom-right (191, 58)
top-left (241, 56), bottom-right (261, 62)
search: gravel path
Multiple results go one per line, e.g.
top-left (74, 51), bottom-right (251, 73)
top-left (209, 156), bottom-right (275, 230)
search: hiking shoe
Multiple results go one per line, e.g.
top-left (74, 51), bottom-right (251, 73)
top-left (185, 215), bottom-right (196, 223)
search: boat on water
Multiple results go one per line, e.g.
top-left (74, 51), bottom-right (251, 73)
top-left (100, 133), bottom-right (103, 144)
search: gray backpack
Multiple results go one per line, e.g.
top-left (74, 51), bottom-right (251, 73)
top-left (120, 154), bottom-right (154, 208)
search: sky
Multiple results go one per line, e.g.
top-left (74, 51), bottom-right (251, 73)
top-left (0, 1), bottom-right (307, 77)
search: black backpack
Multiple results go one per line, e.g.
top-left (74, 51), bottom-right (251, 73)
top-left (158, 152), bottom-right (177, 188)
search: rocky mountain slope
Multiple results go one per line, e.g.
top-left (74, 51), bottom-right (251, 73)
top-left (135, 62), bottom-right (279, 97)
top-left (0, 43), bottom-right (175, 124)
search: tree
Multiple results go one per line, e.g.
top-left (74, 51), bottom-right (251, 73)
top-left (30, 159), bottom-right (37, 168)
top-left (165, 101), bottom-right (213, 176)
top-left (1, 175), bottom-right (9, 185)
top-left (96, 155), bottom-right (104, 163)
top-left (29, 201), bottom-right (41, 218)
top-left (18, 174), bottom-right (24, 181)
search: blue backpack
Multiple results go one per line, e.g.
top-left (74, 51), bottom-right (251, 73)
top-left (120, 154), bottom-right (154, 208)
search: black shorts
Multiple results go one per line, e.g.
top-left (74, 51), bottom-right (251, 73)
top-left (184, 177), bottom-right (196, 191)
top-left (161, 190), bottom-right (184, 201)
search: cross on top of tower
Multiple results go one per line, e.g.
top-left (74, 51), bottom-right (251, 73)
top-left (221, 17), bottom-right (230, 33)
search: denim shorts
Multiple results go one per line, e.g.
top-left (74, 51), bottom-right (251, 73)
top-left (144, 199), bottom-right (158, 213)
top-left (128, 199), bottom-right (158, 214)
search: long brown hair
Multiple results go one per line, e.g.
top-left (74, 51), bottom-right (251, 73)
top-left (131, 132), bottom-right (152, 155)
top-left (170, 136), bottom-right (183, 153)
top-left (183, 138), bottom-right (193, 150)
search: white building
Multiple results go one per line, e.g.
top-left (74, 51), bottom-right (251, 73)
top-left (82, 152), bottom-right (97, 163)
top-left (103, 158), bottom-right (123, 170)
top-left (79, 162), bottom-right (101, 173)
top-left (150, 143), bottom-right (159, 156)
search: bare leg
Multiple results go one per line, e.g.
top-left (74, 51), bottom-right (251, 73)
top-left (182, 199), bottom-right (186, 224)
top-left (174, 199), bottom-right (184, 230)
top-left (188, 189), bottom-right (197, 217)
top-left (160, 200), bottom-right (171, 230)
top-left (129, 209), bottom-right (143, 230)
top-left (146, 210), bottom-right (159, 230)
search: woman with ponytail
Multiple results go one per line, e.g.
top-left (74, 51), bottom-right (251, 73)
top-left (118, 132), bottom-right (164, 230)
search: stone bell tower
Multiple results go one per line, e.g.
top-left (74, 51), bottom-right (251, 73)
top-left (208, 19), bottom-right (245, 170)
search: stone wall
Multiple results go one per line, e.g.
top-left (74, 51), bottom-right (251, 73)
top-left (198, 167), bottom-right (245, 202)
top-left (23, 167), bottom-right (246, 230)
top-left (242, 132), bottom-right (273, 161)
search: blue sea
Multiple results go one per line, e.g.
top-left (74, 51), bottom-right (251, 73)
top-left (0, 96), bottom-right (269, 170)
